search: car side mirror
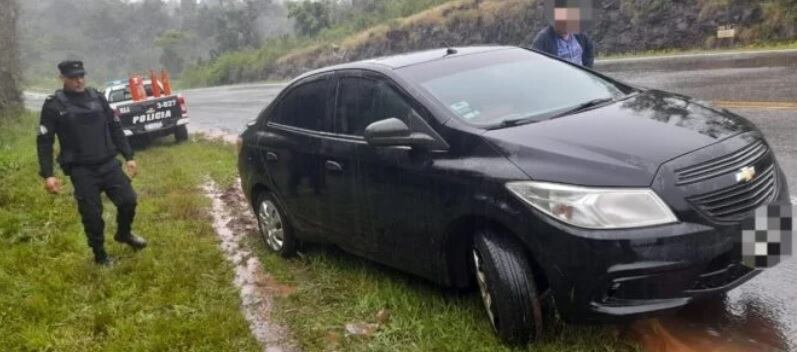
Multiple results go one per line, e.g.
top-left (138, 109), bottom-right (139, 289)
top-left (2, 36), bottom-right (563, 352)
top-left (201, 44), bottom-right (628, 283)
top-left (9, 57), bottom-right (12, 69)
top-left (364, 118), bottom-right (436, 148)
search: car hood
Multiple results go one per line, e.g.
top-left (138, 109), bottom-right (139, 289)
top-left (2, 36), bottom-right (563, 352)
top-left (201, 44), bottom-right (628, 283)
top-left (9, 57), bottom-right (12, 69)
top-left (482, 90), bottom-right (758, 187)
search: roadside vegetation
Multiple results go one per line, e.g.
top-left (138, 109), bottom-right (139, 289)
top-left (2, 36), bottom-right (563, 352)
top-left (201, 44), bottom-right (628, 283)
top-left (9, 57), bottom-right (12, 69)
top-left (182, 0), bottom-right (797, 88)
top-left (1, 110), bottom-right (639, 351)
top-left (179, 0), bottom-right (455, 88)
top-left (0, 111), bottom-right (257, 351)
top-left (251, 240), bottom-right (640, 352)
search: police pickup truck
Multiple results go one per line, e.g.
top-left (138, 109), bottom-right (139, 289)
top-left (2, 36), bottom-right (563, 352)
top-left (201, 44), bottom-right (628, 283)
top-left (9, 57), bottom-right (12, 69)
top-left (104, 80), bottom-right (189, 141)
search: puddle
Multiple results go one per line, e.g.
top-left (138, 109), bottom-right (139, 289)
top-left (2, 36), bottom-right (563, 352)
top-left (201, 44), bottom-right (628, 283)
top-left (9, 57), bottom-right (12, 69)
top-left (628, 289), bottom-right (794, 352)
top-left (204, 180), bottom-right (299, 352)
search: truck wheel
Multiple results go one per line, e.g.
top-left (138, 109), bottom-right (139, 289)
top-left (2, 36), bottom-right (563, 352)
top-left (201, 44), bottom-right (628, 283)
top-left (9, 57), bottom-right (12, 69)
top-left (472, 228), bottom-right (543, 345)
top-left (255, 192), bottom-right (297, 257)
top-left (175, 125), bottom-right (188, 142)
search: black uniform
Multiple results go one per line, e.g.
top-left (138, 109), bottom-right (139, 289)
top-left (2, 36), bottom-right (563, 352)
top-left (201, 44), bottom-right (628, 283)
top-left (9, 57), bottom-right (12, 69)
top-left (36, 88), bottom-right (137, 257)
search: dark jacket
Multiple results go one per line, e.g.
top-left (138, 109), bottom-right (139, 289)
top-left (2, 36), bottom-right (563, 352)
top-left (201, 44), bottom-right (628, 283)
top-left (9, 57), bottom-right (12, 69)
top-left (531, 25), bottom-right (595, 68)
top-left (36, 88), bottom-right (134, 178)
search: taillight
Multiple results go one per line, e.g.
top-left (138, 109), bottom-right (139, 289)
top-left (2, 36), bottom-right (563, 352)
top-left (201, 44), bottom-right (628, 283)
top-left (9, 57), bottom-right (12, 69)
top-left (178, 96), bottom-right (187, 114)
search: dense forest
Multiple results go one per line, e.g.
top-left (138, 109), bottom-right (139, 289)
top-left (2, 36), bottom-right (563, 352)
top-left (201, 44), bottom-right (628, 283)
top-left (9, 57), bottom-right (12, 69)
top-left (18, 0), bottom-right (291, 86)
top-left (17, 0), bottom-right (448, 87)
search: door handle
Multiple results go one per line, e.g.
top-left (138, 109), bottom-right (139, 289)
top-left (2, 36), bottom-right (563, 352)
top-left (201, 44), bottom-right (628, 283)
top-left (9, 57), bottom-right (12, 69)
top-left (325, 160), bottom-right (343, 172)
top-left (266, 152), bottom-right (279, 162)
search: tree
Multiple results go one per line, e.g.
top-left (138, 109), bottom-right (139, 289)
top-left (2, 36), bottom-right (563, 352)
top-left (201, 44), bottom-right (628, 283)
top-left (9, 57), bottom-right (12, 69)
top-left (210, 1), bottom-right (265, 57)
top-left (287, 0), bottom-right (332, 37)
top-left (0, 0), bottom-right (22, 111)
top-left (155, 30), bottom-right (189, 76)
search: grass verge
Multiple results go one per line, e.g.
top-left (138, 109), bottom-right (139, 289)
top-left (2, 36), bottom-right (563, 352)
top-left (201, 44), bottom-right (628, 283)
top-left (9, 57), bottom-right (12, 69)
top-left (248, 238), bottom-right (641, 351)
top-left (0, 110), bottom-right (258, 351)
top-left (0, 109), bottom-right (639, 351)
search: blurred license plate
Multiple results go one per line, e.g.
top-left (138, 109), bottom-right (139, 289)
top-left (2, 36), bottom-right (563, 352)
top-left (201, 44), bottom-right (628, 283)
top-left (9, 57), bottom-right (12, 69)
top-left (145, 122), bottom-right (163, 131)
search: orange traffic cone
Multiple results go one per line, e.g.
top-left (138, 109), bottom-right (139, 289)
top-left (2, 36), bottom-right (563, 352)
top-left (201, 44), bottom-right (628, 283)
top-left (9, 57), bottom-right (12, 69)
top-left (149, 70), bottom-right (162, 98)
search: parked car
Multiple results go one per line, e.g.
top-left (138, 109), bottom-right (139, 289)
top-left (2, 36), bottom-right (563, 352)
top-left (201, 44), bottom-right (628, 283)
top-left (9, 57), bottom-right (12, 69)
top-left (237, 46), bottom-right (790, 344)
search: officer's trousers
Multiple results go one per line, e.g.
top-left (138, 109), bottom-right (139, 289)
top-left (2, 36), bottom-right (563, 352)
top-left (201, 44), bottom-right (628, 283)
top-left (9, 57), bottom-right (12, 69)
top-left (69, 159), bottom-right (137, 251)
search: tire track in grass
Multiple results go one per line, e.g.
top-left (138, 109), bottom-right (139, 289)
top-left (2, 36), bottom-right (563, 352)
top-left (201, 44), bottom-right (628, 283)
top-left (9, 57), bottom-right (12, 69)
top-left (204, 179), bottom-right (299, 352)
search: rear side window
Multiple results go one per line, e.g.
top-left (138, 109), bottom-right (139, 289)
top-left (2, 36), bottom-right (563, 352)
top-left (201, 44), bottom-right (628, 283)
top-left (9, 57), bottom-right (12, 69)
top-left (335, 76), bottom-right (418, 136)
top-left (108, 89), bottom-right (131, 103)
top-left (271, 79), bottom-right (330, 131)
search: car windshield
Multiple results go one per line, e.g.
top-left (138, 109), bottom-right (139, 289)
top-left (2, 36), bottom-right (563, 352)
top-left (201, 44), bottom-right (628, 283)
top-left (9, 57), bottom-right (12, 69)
top-left (399, 49), bottom-right (628, 127)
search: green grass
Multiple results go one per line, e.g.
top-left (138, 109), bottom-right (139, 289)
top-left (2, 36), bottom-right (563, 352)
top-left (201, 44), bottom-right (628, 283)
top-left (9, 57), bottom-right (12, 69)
top-left (0, 109), bottom-right (639, 351)
top-left (0, 110), bottom-right (257, 351)
top-left (250, 239), bottom-right (641, 351)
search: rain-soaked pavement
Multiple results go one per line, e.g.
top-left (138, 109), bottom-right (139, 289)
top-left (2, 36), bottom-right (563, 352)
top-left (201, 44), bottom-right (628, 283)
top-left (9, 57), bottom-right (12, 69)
top-left (22, 49), bottom-right (797, 351)
top-left (599, 51), bottom-right (797, 352)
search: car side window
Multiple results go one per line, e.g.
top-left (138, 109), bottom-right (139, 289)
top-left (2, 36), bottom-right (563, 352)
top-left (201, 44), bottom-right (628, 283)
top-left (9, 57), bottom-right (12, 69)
top-left (270, 78), bottom-right (330, 131)
top-left (335, 76), bottom-right (419, 136)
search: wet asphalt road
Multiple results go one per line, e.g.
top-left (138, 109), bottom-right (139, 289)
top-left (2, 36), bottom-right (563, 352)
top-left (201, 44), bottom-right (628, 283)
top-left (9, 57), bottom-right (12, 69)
top-left (23, 49), bottom-right (797, 350)
top-left (597, 51), bottom-right (797, 351)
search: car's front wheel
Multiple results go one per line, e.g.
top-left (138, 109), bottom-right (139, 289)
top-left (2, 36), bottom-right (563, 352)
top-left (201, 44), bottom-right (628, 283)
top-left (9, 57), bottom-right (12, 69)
top-left (472, 228), bottom-right (544, 345)
top-left (255, 192), bottom-right (297, 257)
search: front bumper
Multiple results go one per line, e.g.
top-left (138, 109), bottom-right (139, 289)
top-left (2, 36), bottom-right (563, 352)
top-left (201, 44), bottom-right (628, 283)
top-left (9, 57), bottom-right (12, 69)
top-left (518, 165), bottom-right (790, 324)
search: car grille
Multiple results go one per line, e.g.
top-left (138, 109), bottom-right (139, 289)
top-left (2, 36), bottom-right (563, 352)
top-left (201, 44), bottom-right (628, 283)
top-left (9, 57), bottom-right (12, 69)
top-left (688, 163), bottom-right (777, 223)
top-left (675, 140), bottom-right (768, 185)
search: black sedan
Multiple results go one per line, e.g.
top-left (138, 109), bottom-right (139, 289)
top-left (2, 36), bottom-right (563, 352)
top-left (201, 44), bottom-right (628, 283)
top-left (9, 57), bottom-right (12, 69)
top-left (237, 46), bottom-right (790, 344)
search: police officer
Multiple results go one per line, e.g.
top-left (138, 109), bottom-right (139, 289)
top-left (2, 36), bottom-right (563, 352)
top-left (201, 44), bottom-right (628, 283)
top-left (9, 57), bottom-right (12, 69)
top-left (37, 60), bottom-right (147, 265)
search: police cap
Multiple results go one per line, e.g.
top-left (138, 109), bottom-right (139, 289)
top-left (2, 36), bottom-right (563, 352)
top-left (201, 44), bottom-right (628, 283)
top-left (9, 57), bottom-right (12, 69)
top-left (58, 60), bottom-right (86, 78)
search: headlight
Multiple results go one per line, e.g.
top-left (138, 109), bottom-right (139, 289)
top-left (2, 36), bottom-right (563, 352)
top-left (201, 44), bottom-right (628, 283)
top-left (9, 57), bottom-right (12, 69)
top-left (506, 181), bottom-right (677, 229)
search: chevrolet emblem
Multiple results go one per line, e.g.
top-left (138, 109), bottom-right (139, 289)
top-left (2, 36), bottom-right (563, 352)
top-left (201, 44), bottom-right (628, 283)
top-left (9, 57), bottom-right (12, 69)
top-left (735, 166), bottom-right (756, 183)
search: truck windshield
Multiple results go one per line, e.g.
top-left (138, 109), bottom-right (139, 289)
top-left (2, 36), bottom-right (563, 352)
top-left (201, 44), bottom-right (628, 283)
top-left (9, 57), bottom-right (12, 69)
top-left (107, 84), bottom-right (155, 103)
top-left (398, 49), bottom-right (629, 128)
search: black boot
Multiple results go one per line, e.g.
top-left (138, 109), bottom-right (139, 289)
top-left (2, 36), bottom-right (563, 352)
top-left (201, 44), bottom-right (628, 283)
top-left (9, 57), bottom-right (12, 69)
top-left (114, 232), bottom-right (147, 250)
top-left (93, 247), bottom-right (112, 266)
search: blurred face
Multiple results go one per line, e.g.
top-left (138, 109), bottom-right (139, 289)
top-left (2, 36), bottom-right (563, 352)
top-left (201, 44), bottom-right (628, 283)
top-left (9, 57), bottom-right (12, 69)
top-left (554, 7), bottom-right (581, 36)
top-left (61, 74), bottom-right (86, 93)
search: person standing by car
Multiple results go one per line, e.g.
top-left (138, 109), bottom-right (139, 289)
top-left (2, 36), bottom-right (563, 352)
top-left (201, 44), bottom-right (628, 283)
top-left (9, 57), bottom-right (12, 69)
top-left (36, 60), bottom-right (147, 265)
top-left (531, 0), bottom-right (595, 68)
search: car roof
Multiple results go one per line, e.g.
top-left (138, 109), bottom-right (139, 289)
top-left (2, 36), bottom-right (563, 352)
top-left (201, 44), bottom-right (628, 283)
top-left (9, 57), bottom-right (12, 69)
top-left (294, 45), bottom-right (517, 81)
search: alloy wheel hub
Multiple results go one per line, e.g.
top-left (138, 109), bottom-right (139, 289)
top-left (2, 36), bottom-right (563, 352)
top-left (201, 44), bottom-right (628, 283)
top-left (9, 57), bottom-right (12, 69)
top-left (473, 249), bottom-right (497, 331)
top-left (258, 200), bottom-right (284, 251)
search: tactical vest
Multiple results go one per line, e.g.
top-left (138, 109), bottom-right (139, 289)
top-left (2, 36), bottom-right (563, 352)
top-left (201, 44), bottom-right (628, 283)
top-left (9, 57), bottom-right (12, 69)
top-left (53, 89), bottom-right (117, 168)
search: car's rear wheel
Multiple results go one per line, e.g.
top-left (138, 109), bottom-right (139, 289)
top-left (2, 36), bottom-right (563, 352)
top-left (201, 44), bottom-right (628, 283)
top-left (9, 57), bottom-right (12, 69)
top-left (175, 125), bottom-right (188, 142)
top-left (255, 192), bottom-right (297, 257)
top-left (472, 228), bottom-right (543, 345)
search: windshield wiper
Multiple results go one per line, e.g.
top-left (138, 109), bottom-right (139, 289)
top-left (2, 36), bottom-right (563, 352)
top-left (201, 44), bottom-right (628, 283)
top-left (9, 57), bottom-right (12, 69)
top-left (549, 97), bottom-right (615, 119)
top-left (495, 114), bottom-right (540, 128)
top-left (492, 97), bottom-right (616, 129)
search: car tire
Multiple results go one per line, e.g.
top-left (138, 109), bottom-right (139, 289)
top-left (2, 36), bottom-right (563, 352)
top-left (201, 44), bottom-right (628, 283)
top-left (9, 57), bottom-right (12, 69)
top-left (254, 192), bottom-right (297, 257)
top-left (175, 125), bottom-right (188, 142)
top-left (472, 228), bottom-right (544, 345)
